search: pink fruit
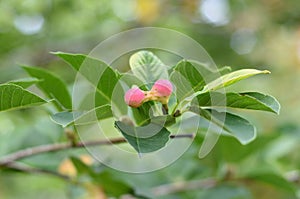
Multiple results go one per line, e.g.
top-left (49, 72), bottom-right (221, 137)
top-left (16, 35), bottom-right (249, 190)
top-left (152, 79), bottom-right (173, 97)
top-left (124, 87), bottom-right (145, 108)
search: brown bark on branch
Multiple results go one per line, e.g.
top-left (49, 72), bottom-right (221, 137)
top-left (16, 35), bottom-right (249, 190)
top-left (0, 134), bottom-right (194, 166)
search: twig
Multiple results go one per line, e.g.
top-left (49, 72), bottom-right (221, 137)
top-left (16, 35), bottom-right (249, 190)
top-left (151, 178), bottom-right (217, 196)
top-left (0, 137), bottom-right (126, 166)
top-left (0, 134), bottom-right (195, 166)
top-left (3, 162), bottom-right (71, 181)
top-left (170, 134), bottom-right (195, 139)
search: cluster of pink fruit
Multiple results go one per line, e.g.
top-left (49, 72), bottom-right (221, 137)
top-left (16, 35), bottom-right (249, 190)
top-left (124, 79), bottom-right (173, 109)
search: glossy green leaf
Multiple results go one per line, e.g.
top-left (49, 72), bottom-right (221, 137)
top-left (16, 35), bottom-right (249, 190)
top-left (22, 66), bottom-right (72, 110)
top-left (190, 107), bottom-right (256, 145)
top-left (9, 78), bottom-right (40, 88)
top-left (54, 52), bottom-right (119, 110)
top-left (129, 50), bottom-right (168, 84)
top-left (0, 83), bottom-right (46, 112)
top-left (51, 105), bottom-right (112, 127)
top-left (194, 91), bottom-right (280, 114)
top-left (115, 121), bottom-right (170, 153)
top-left (203, 69), bottom-right (270, 92)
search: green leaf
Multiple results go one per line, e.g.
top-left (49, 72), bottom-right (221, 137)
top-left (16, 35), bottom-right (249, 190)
top-left (9, 78), bottom-right (40, 88)
top-left (53, 52), bottom-right (87, 70)
top-left (0, 83), bottom-right (46, 112)
top-left (51, 105), bottom-right (112, 127)
top-left (246, 172), bottom-right (296, 194)
top-left (70, 156), bottom-right (134, 197)
top-left (115, 121), bottom-right (171, 153)
top-left (54, 52), bottom-right (119, 110)
top-left (194, 91), bottom-right (280, 114)
top-left (70, 156), bottom-right (93, 175)
top-left (129, 51), bottom-right (168, 84)
top-left (203, 69), bottom-right (270, 92)
top-left (190, 108), bottom-right (256, 145)
top-left (22, 66), bottom-right (72, 110)
top-left (170, 60), bottom-right (218, 102)
top-left (201, 185), bottom-right (252, 199)
top-left (92, 171), bottom-right (134, 197)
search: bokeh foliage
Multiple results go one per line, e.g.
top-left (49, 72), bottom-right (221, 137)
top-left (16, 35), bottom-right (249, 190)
top-left (0, 0), bottom-right (300, 198)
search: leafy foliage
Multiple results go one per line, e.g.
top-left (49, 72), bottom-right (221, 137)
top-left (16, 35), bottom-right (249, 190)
top-left (0, 51), bottom-right (280, 154)
top-left (0, 50), bottom-right (283, 198)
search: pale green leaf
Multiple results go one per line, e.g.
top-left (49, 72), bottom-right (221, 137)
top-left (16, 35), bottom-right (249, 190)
top-left (203, 69), bottom-right (270, 92)
top-left (129, 51), bottom-right (168, 84)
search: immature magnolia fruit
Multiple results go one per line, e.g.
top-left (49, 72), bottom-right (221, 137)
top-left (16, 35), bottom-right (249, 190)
top-left (151, 79), bottom-right (173, 97)
top-left (124, 87), bottom-right (145, 108)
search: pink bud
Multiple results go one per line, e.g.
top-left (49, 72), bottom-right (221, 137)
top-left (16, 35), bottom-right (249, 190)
top-left (152, 79), bottom-right (173, 97)
top-left (124, 87), bottom-right (145, 108)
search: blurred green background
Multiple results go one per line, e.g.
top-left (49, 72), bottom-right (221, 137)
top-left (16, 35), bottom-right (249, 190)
top-left (0, 0), bottom-right (300, 198)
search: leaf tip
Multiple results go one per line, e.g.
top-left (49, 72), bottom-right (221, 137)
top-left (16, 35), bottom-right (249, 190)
top-left (49, 51), bottom-right (59, 55)
top-left (262, 70), bottom-right (271, 74)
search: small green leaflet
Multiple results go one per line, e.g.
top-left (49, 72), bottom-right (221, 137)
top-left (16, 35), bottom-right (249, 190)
top-left (0, 83), bottom-right (46, 112)
top-left (193, 91), bottom-right (280, 114)
top-left (115, 121), bottom-right (170, 153)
